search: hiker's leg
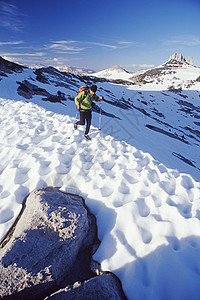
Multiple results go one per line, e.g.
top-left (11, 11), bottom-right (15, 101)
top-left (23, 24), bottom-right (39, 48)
top-left (85, 110), bottom-right (92, 135)
top-left (77, 110), bottom-right (85, 125)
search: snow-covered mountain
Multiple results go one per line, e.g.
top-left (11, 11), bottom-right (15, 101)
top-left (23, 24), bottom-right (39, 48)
top-left (90, 53), bottom-right (200, 89)
top-left (91, 65), bottom-right (132, 80)
top-left (130, 54), bottom-right (200, 90)
top-left (55, 65), bottom-right (95, 75)
top-left (1, 55), bottom-right (200, 300)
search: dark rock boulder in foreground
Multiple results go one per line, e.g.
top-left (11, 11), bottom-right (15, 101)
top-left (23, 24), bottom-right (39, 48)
top-left (46, 273), bottom-right (126, 300)
top-left (0, 188), bottom-right (94, 299)
top-left (0, 187), bottom-right (126, 300)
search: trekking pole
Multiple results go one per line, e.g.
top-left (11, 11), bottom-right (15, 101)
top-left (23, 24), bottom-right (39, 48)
top-left (98, 100), bottom-right (102, 130)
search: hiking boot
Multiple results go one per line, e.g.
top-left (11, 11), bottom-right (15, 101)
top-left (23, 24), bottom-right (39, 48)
top-left (84, 134), bottom-right (91, 140)
top-left (74, 120), bottom-right (78, 130)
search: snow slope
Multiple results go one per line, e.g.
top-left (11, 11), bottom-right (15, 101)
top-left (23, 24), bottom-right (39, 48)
top-left (1, 56), bottom-right (200, 299)
top-left (0, 97), bottom-right (200, 300)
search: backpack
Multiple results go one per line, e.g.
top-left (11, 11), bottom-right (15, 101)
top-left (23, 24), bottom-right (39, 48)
top-left (78, 86), bottom-right (89, 95)
top-left (76, 86), bottom-right (89, 107)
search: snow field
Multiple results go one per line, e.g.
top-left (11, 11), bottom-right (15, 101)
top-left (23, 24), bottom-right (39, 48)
top-left (1, 97), bottom-right (200, 299)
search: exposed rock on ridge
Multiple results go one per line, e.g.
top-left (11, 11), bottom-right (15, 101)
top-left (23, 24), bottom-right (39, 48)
top-left (0, 56), bottom-right (26, 77)
top-left (129, 53), bottom-right (196, 86)
top-left (169, 53), bottom-right (194, 66)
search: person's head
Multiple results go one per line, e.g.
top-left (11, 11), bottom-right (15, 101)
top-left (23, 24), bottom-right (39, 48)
top-left (89, 85), bottom-right (97, 95)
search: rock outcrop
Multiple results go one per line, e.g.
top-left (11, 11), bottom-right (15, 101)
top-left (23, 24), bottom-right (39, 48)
top-left (0, 56), bottom-right (25, 77)
top-left (129, 53), bottom-right (196, 86)
top-left (17, 80), bottom-right (51, 99)
top-left (196, 75), bottom-right (200, 82)
top-left (46, 273), bottom-right (126, 300)
top-left (186, 56), bottom-right (194, 66)
top-left (0, 187), bottom-right (93, 299)
top-left (169, 53), bottom-right (194, 66)
top-left (0, 187), bottom-right (126, 300)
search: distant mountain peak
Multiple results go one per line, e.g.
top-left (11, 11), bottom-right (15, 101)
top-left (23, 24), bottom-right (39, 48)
top-left (167, 53), bottom-right (194, 66)
top-left (54, 65), bottom-right (96, 75)
top-left (91, 65), bottom-right (131, 80)
top-left (55, 65), bottom-right (74, 73)
top-left (108, 65), bottom-right (129, 73)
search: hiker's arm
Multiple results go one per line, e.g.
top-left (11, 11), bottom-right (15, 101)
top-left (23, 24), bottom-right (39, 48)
top-left (93, 95), bottom-right (103, 102)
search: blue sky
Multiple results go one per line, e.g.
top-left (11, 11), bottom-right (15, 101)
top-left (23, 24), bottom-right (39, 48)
top-left (0, 0), bottom-right (200, 71)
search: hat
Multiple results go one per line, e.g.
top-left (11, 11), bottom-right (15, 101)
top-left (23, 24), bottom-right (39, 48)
top-left (90, 85), bottom-right (97, 93)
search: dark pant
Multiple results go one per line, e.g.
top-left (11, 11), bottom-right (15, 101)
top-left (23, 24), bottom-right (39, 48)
top-left (77, 110), bottom-right (92, 135)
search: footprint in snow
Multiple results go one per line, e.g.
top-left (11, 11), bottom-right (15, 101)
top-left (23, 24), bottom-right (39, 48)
top-left (55, 164), bottom-right (71, 175)
top-left (122, 169), bottom-right (139, 184)
top-left (16, 144), bottom-right (29, 150)
top-left (42, 145), bottom-right (55, 152)
top-left (181, 175), bottom-right (194, 189)
top-left (133, 150), bottom-right (143, 159)
top-left (14, 168), bottom-right (30, 185)
top-left (97, 140), bottom-right (108, 151)
top-left (35, 124), bottom-right (45, 133)
top-left (180, 203), bottom-right (192, 217)
top-left (14, 186), bottom-right (30, 204)
top-left (152, 214), bottom-right (163, 222)
top-left (6, 126), bottom-right (15, 136)
top-left (100, 185), bottom-right (114, 197)
top-left (57, 154), bottom-right (71, 165)
top-left (140, 186), bottom-right (151, 197)
top-left (0, 191), bottom-right (10, 199)
top-left (118, 182), bottom-right (130, 194)
top-left (139, 226), bottom-right (153, 244)
top-left (136, 198), bottom-right (151, 217)
top-left (113, 194), bottom-right (133, 207)
top-left (66, 146), bottom-right (76, 155)
top-left (0, 208), bottom-right (14, 224)
top-left (74, 135), bottom-right (84, 143)
top-left (101, 160), bottom-right (116, 171)
top-left (51, 135), bottom-right (62, 143)
top-left (137, 156), bottom-right (150, 168)
top-left (38, 161), bottom-right (52, 176)
top-left (152, 195), bottom-right (162, 207)
top-left (158, 164), bottom-right (168, 173)
top-left (147, 169), bottom-right (160, 183)
top-left (166, 197), bottom-right (192, 218)
top-left (79, 151), bottom-right (93, 163)
top-left (160, 179), bottom-right (176, 195)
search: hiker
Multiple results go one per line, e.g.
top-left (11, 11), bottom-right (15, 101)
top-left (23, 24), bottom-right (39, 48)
top-left (74, 85), bottom-right (103, 139)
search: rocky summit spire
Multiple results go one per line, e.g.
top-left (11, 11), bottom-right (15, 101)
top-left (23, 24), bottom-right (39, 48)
top-left (186, 56), bottom-right (194, 65)
top-left (169, 53), bottom-right (194, 66)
